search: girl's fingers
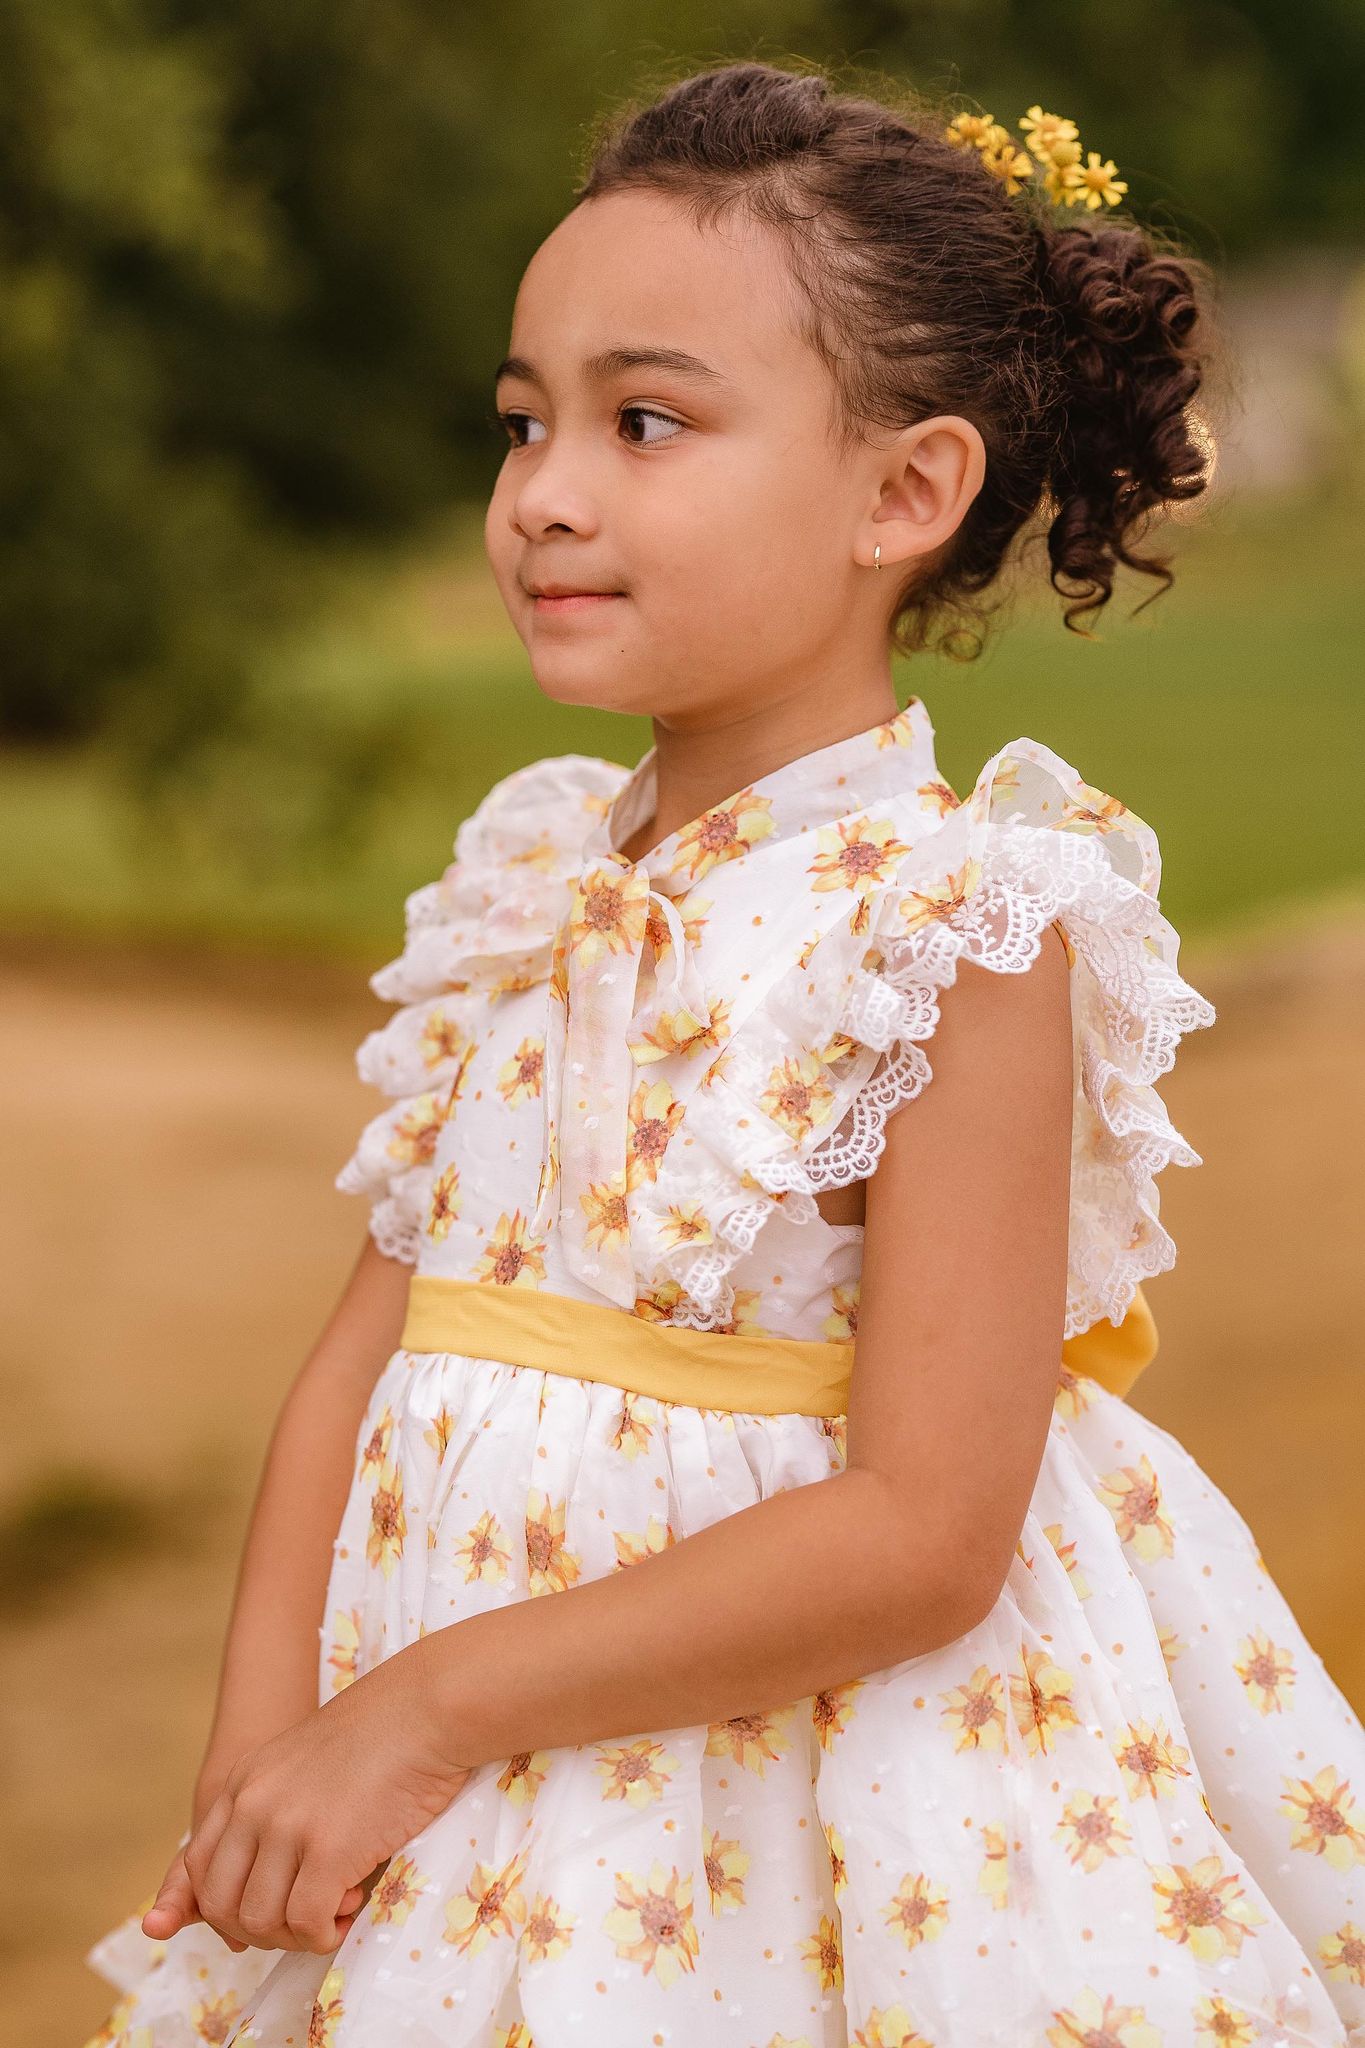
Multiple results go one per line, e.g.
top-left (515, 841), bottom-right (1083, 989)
top-left (142, 1853), bottom-right (197, 1938)
top-left (235, 1830), bottom-right (305, 1951)
top-left (183, 1786), bottom-right (233, 1895)
top-left (285, 1853), bottom-right (358, 1955)
top-left (194, 1809), bottom-right (265, 1950)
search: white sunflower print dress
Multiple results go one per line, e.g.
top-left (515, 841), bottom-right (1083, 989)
top-left (82, 698), bottom-right (1365, 2046)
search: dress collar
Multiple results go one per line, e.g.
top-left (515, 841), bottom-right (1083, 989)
top-left (580, 696), bottom-right (944, 896)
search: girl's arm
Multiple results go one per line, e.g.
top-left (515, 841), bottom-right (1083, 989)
top-left (412, 924), bottom-right (1076, 1766)
top-left (191, 1233), bottom-right (410, 1823)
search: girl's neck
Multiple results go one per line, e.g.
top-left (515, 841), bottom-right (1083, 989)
top-left (618, 681), bottom-right (902, 861)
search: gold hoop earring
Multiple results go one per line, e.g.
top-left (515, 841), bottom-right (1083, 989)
top-left (873, 544), bottom-right (881, 571)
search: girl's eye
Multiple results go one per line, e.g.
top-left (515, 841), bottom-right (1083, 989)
top-left (495, 410), bottom-right (545, 448)
top-left (619, 404), bottom-right (683, 446)
top-left (492, 406), bottom-right (683, 449)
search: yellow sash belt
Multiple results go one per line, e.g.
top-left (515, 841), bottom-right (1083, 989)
top-left (399, 1273), bottom-right (1157, 1416)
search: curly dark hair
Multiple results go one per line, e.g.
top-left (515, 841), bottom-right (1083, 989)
top-left (572, 57), bottom-right (1230, 654)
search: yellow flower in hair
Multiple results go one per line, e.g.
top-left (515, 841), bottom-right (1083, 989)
top-left (1065, 149), bottom-right (1130, 211)
top-left (1017, 105), bottom-right (1080, 162)
top-left (980, 138), bottom-right (1034, 196)
top-left (944, 111), bottom-right (999, 151)
top-left (1041, 139), bottom-right (1085, 205)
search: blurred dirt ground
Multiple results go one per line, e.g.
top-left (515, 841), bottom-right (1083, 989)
top-left (3, 912), bottom-right (1363, 2046)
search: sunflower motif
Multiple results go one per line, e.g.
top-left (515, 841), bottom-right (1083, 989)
top-left (308, 1965), bottom-right (346, 2044)
top-left (567, 861), bottom-right (649, 969)
top-left (1010, 1644), bottom-right (1082, 1755)
top-left (917, 777), bottom-right (961, 819)
top-left (1233, 1627), bottom-right (1296, 1715)
top-left (811, 1678), bottom-right (863, 1748)
top-left (579, 1171), bottom-right (630, 1251)
top-left (703, 1825), bottom-right (750, 1913)
top-left (607, 1389), bottom-right (658, 1457)
top-left (365, 1456), bottom-right (407, 1578)
top-left (426, 1161), bottom-right (461, 1241)
top-left (442, 1849), bottom-right (531, 1956)
top-left (704, 1706), bottom-right (795, 1775)
top-left (672, 789), bottom-right (776, 882)
top-left (1044, 1988), bottom-right (1158, 2048)
top-left (613, 1512), bottom-right (676, 1568)
top-left (1058, 781), bottom-right (1131, 831)
top-left (324, 1607), bottom-right (362, 1693)
top-left (759, 1050), bottom-right (837, 1143)
top-left (881, 1870), bottom-right (951, 1952)
top-left (371, 1853), bottom-right (426, 1925)
top-left (471, 1208), bottom-right (548, 1286)
top-left (386, 1092), bottom-right (448, 1168)
top-left (658, 1200), bottom-right (714, 1250)
top-left (188, 1991), bottom-right (245, 2042)
top-left (496, 1749), bottom-right (553, 1807)
top-left (1280, 1764), bottom-right (1365, 1870)
top-left (524, 1489), bottom-right (583, 1596)
top-left (592, 1736), bottom-right (679, 1808)
top-left (1149, 1852), bottom-right (1267, 1960)
top-left (497, 1035), bottom-right (544, 1105)
top-left (417, 1006), bottom-right (470, 1070)
top-left (452, 1507), bottom-right (514, 1586)
top-left (1112, 1716), bottom-right (1193, 1801)
top-left (1096, 1453), bottom-right (1176, 1563)
top-left (822, 1281), bottom-right (860, 1342)
top-left (1053, 1789), bottom-right (1134, 1873)
top-left (1040, 1522), bottom-right (1093, 1602)
top-left (600, 1860), bottom-right (699, 1985)
top-left (521, 1890), bottom-right (575, 1964)
top-left (1193, 1993), bottom-right (1258, 2046)
top-left (939, 1663), bottom-right (1008, 1753)
top-left (897, 856), bottom-right (982, 934)
top-left (807, 814), bottom-right (913, 899)
top-left (977, 1822), bottom-right (1010, 1912)
top-left (822, 1819), bottom-right (848, 1899)
top-left (357, 1402), bottom-right (395, 1482)
top-left (1319, 1920), bottom-right (1365, 1988)
top-left (853, 2005), bottom-right (934, 2048)
top-left (625, 1076), bottom-right (684, 1187)
top-left (797, 1910), bottom-right (844, 1990)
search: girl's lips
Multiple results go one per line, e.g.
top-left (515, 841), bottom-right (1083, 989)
top-left (532, 591), bottom-right (624, 612)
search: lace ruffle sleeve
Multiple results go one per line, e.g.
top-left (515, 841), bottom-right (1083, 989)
top-left (634, 738), bottom-right (1215, 1339)
top-left (334, 753), bottom-right (627, 1263)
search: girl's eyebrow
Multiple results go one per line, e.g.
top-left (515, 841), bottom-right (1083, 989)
top-left (494, 345), bottom-right (731, 390)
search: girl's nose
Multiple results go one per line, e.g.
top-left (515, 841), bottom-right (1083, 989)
top-left (509, 432), bottom-right (605, 543)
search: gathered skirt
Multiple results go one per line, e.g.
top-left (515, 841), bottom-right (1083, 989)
top-left (83, 1342), bottom-right (1365, 2047)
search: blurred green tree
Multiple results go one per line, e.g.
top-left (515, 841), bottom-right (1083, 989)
top-left (0, 1), bottom-right (1360, 757)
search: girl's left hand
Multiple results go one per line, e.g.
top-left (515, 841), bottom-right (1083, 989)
top-left (140, 1650), bottom-right (476, 1955)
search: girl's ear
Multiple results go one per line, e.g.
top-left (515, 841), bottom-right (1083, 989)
top-left (865, 414), bottom-right (987, 573)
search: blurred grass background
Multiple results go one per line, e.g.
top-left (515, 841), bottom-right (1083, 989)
top-left (2, 6), bottom-right (1364, 2042)
top-left (2, 481), bottom-right (1363, 961)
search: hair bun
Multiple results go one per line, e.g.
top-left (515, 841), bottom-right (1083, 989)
top-left (1033, 217), bottom-right (1218, 633)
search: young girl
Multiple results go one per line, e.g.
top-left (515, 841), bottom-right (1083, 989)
top-left (83, 59), bottom-right (1365, 2048)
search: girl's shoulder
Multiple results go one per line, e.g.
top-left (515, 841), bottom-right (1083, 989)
top-left (368, 750), bottom-right (629, 1008)
top-left (333, 749), bottom-right (627, 1262)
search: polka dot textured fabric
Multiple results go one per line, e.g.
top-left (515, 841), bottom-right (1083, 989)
top-left (83, 704), bottom-right (1365, 2045)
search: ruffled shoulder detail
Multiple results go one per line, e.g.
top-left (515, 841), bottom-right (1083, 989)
top-left (335, 753), bottom-right (629, 1263)
top-left (632, 737), bottom-right (1215, 1341)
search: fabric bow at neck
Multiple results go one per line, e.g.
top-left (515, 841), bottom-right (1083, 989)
top-left (529, 847), bottom-right (713, 1307)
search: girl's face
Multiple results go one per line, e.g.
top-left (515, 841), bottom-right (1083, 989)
top-left (486, 188), bottom-right (980, 727)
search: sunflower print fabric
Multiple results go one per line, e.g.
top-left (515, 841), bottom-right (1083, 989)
top-left (82, 701), bottom-right (1365, 2045)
